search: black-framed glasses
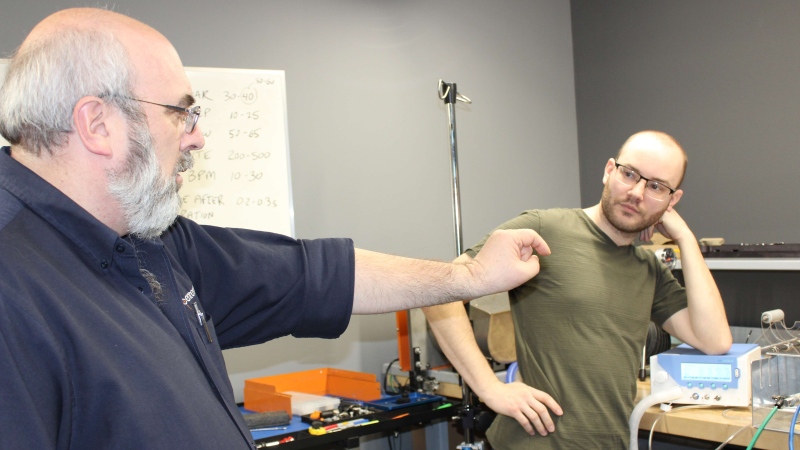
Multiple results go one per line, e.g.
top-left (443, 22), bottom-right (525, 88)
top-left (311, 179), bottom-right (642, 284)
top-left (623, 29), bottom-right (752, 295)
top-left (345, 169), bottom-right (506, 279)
top-left (613, 160), bottom-right (676, 202)
top-left (131, 98), bottom-right (201, 134)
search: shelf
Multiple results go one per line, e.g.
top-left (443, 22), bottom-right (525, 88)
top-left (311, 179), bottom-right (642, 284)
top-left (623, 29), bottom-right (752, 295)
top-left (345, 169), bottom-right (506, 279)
top-left (675, 258), bottom-right (800, 271)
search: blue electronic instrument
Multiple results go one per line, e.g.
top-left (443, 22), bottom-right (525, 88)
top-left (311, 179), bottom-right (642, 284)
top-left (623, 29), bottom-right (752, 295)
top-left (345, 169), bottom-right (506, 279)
top-left (650, 343), bottom-right (761, 406)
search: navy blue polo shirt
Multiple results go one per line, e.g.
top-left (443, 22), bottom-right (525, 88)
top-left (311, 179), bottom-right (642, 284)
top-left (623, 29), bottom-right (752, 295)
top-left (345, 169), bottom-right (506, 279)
top-left (0, 147), bottom-right (355, 449)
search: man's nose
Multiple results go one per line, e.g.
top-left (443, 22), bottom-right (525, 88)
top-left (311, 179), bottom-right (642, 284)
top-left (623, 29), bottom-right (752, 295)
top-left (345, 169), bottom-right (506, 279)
top-left (183, 124), bottom-right (206, 152)
top-left (628, 178), bottom-right (647, 199)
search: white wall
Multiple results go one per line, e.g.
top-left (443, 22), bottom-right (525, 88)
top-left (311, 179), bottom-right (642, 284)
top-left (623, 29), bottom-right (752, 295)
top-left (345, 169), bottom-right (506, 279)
top-left (0, 0), bottom-right (580, 401)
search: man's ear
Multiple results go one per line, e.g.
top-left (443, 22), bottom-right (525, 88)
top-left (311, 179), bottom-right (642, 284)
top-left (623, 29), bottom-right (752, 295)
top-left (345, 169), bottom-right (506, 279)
top-left (667, 189), bottom-right (684, 211)
top-left (602, 158), bottom-right (615, 185)
top-left (73, 96), bottom-right (114, 156)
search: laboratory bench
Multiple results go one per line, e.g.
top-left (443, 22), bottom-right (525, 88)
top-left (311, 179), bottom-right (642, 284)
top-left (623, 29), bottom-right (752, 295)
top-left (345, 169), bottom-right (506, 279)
top-left (248, 398), bottom-right (458, 449)
top-left (635, 380), bottom-right (792, 449)
top-left (385, 375), bottom-right (794, 449)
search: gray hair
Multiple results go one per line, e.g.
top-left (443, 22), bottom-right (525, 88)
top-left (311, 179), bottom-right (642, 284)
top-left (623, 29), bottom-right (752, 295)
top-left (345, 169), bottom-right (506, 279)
top-left (0, 26), bottom-right (141, 156)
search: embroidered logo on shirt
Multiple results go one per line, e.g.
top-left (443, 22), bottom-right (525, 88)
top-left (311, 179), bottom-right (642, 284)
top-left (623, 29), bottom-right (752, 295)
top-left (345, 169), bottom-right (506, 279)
top-left (181, 286), bottom-right (196, 306)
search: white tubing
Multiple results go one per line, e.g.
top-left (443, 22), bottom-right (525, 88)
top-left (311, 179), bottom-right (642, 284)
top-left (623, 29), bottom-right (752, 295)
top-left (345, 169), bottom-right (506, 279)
top-left (629, 385), bottom-right (683, 450)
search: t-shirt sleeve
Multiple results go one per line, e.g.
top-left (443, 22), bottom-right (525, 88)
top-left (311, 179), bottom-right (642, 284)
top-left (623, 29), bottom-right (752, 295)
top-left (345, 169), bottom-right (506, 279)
top-left (650, 255), bottom-right (688, 325)
top-left (162, 218), bottom-right (356, 349)
top-left (464, 210), bottom-right (541, 259)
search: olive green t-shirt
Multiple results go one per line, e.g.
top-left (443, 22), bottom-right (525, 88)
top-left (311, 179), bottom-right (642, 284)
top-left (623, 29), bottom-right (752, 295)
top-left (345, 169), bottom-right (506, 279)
top-left (466, 209), bottom-right (687, 449)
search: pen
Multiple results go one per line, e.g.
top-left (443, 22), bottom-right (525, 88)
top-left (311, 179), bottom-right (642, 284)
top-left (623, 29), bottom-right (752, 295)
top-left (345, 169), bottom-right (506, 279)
top-left (192, 301), bottom-right (213, 343)
top-left (326, 418), bottom-right (370, 432)
top-left (436, 402), bottom-right (453, 410)
top-left (251, 426), bottom-right (289, 432)
top-left (392, 413), bottom-right (409, 420)
top-left (258, 436), bottom-right (294, 447)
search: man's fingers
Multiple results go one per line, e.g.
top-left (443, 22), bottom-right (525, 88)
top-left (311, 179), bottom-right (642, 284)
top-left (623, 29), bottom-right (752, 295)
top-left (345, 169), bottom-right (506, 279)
top-left (538, 395), bottom-right (563, 417)
top-left (640, 225), bottom-right (655, 243)
top-left (503, 228), bottom-right (550, 256)
top-left (528, 412), bottom-right (549, 436)
top-left (521, 405), bottom-right (551, 436)
top-left (513, 411), bottom-right (536, 436)
top-left (527, 230), bottom-right (551, 256)
top-left (484, 383), bottom-right (562, 437)
top-left (519, 244), bottom-right (534, 262)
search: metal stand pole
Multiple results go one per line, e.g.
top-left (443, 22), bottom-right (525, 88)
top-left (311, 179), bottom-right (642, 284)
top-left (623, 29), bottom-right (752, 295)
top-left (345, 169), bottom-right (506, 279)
top-left (439, 80), bottom-right (469, 257)
top-left (438, 80), bottom-right (484, 450)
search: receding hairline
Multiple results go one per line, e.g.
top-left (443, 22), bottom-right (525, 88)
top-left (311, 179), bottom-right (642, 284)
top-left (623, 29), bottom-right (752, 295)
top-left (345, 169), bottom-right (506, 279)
top-left (615, 130), bottom-right (688, 187)
top-left (23, 8), bottom-right (143, 47)
top-left (20, 8), bottom-right (172, 71)
top-left (22, 7), bottom-right (187, 97)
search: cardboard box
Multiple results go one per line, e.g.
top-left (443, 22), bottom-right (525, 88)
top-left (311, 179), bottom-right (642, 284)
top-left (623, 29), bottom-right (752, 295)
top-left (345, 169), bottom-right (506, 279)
top-left (244, 368), bottom-right (382, 414)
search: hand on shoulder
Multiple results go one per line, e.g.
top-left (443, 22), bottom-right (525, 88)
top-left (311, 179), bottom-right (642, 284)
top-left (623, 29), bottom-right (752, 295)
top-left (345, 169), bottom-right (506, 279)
top-left (467, 229), bottom-right (551, 297)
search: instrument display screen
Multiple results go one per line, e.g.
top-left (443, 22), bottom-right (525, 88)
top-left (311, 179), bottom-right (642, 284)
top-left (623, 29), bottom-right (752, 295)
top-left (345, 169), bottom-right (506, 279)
top-left (681, 362), bottom-right (732, 382)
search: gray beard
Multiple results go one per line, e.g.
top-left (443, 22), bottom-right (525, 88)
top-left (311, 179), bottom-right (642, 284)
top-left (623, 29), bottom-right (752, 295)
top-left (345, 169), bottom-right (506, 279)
top-left (139, 268), bottom-right (164, 303)
top-left (107, 120), bottom-right (193, 240)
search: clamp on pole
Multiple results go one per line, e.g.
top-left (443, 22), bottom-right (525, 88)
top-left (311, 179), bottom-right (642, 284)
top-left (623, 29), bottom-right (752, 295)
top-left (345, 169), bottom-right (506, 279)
top-left (438, 79), bottom-right (472, 105)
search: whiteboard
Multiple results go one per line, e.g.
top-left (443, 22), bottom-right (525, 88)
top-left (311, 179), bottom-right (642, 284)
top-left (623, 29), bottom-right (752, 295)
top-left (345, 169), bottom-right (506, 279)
top-left (0, 60), bottom-right (294, 236)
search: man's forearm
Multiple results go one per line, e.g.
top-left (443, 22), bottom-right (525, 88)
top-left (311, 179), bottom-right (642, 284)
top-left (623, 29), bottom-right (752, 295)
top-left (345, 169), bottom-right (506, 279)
top-left (422, 301), bottom-right (504, 396)
top-left (351, 229), bottom-right (549, 314)
top-left (352, 249), bottom-right (473, 314)
top-left (676, 234), bottom-right (732, 354)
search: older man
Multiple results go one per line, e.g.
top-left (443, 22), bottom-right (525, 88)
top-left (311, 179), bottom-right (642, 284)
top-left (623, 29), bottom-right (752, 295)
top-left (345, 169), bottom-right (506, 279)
top-left (0, 8), bottom-right (550, 449)
top-left (424, 131), bottom-right (732, 449)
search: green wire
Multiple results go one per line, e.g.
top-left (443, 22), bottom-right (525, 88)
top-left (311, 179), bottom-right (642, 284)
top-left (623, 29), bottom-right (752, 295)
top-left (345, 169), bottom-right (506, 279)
top-left (746, 406), bottom-right (779, 450)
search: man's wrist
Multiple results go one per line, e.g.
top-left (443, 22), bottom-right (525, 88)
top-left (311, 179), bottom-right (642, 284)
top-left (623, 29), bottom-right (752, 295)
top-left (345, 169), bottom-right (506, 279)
top-left (673, 231), bottom-right (697, 248)
top-left (456, 259), bottom-right (484, 299)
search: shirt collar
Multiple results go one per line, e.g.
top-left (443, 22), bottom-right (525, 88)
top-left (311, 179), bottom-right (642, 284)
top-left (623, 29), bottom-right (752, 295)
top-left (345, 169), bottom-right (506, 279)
top-left (0, 146), bottom-right (123, 267)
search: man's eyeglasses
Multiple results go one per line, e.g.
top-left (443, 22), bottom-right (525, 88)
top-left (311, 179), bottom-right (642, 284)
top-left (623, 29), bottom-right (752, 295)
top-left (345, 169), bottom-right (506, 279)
top-left (131, 98), bottom-right (201, 134)
top-left (613, 160), bottom-right (676, 202)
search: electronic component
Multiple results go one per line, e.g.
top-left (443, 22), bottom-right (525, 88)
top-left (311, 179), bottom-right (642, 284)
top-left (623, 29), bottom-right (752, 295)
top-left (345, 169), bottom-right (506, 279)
top-left (650, 343), bottom-right (761, 406)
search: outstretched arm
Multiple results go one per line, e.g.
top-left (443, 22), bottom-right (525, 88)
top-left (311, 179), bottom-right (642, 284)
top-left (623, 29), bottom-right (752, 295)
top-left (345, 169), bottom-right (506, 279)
top-left (422, 253), bottom-right (563, 436)
top-left (642, 209), bottom-right (732, 355)
top-left (352, 228), bottom-right (549, 314)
